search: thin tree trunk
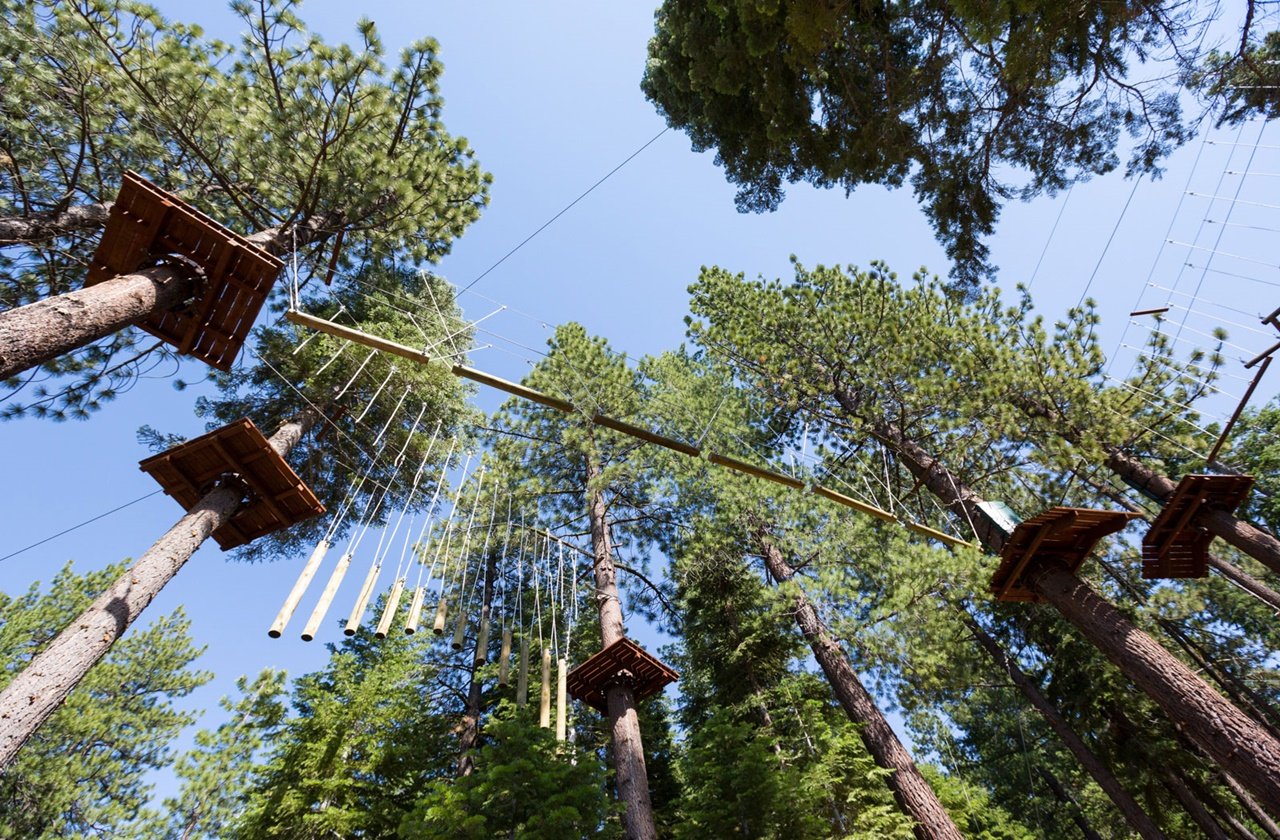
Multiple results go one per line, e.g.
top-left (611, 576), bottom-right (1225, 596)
top-left (1036, 766), bottom-right (1105, 840)
top-left (0, 411), bottom-right (316, 771)
top-left (1187, 772), bottom-right (1263, 840)
top-left (1027, 559), bottom-right (1280, 814)
top-left (755, 529), bottom-right (963, 840)
top-left (1163, 768), bottom-right (1233, 840)
top-left (586, 454), bottom-right (656, 840)
top-left (0, 201), bottom-right (112, 245)
top-left (457, 551), bottom-right (496, 777)
top-left (1220, 772), bottom-right (1280, 840)
top-left (1208, 554), bottom-right (1280, 613)
top-left (0, 265), bottom-right (193, 380)
top-left (961, 612), bottom-right (1166, 839)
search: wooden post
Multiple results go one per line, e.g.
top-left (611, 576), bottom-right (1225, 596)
top-left (516, 636), bottom-right (529, 707)
top-left (555, 656), bottom-right (568, 742)
top-left (302, 551), bottom-right (351, 641)
top-left (344, 562), bottom-right (380, 636)
top-left (269, 539), bottom-right (330, 638)
top-left (498, 627), bottom-right (513, 687)
top-left (539, 645), bottom-right (552, 728)
top-left (432, 593), bottom-right (448, 635)
top-left (451, 608), bottom-right (467, 651)
top-left (475, 615), bottom-right (491, 666)
top-left (404, 585), bottom-right (426, 635)
top-left (374, 577), bottom-right (405, 639)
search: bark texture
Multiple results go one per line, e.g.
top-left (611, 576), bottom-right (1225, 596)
top-left (586, 456), bottom-right (656, 840)
top-left (963, 613), bottom-right (1166, 840)
top-left (758, 534), bottom-right (962, 840)
top-left (0, 202), bottom-right (112, 245)
top-left (0, 266), bottom-right (193, 380)
top-left (0, 414), bottom-right (314, 771)
top-left (1027, 560), bottom-right (1280, 814)
top-left (457, 552), bottom-right (496, 777)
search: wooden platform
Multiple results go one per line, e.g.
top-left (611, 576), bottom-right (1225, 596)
top-left (990, 507), bottom-right (1141, 602)
top-left (87, 172), bottom-right (282, 370)
top-left (566, 638), bottom-right (679, 714)
top-left (1143, 474), bottom-right (1254, 579)
top-left (139, 418), bottom-right (324, 550)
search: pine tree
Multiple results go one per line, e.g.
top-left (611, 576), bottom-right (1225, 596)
top-left (0, 562), bottom-right (210, 838)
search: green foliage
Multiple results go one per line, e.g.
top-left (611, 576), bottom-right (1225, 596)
top-left (149, 669), bottom-right (289, 840)
top-left (0, 561), bottom-right (210, 838)
top-left (643, 0), bottom-right (1212, 287)
top-left (399, 705), bottom-right (617, 840)
top-left (233, 617), bottom-right (455, 839)
top-left (1, 0), bottom-right (489, 418)
top-left (1226, 398), bottom-right (1280, 533)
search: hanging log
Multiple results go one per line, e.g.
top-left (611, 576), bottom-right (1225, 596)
top-left (269, 539), bottom-right (330, 638)
top-left (374, 577), bottom-right (406, 639)
top-left (302, 551), bottom-right (351, 642)
top-left (344, 562), bottom-right (380, 636)
top-left (556, 656), bottom-right (568, 742)
top-left (539, 645), bottom-right (552, 728)
top-left (498, 627), bottom-right (513, 687)
top-left (404, 585), bottom-right (426, 635)
top-left (432, 593), bottom-right (448, 635)
top-left (451, 608), bottom-right (467, 651)
top-left (475, 615), bottom-right (491, 666)
top-left (516, 636), bottom-right (529, 707)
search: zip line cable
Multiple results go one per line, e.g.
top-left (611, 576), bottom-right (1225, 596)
top-left (458, 127), bottom-right (670, 295)
top-left (0, 490), bottom-right (164, 564)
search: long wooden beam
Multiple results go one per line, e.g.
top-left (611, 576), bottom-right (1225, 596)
top-left (286, 309), bottom-right (975, 549)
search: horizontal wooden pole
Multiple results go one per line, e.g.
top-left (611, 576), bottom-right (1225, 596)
top-left (286, 309), bottom-right (975, 550)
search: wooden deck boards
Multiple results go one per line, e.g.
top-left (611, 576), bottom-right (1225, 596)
top-left (87, 172), bottom-right (282, 370)
top-left (990, 507), bottom-right (1141, 602)
top-left (1142, 474), bottom-right (1254, 579)
top-left (566, 637), bottom-right (679, 714)
top-left (139, 418), bottom-right (324, 550)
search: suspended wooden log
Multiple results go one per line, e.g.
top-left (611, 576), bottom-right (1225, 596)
top-left (516, 636), bottom-right (529, 707)
top-left (474, 615), bottom-right (491, 666)
top-left (344, 562), bottom-right (381, 636)
top-left (539, 645), bottom-right (552, 728)
top-left (432, 593), bottom-right (448, 635)
top-left (451, 608), bottom-right (467, 651)
top-left (374, 577), bottom-right (406, 639)
top-left (403, 585), bottom-right (426, 635)
top-left (302, 551), bottom-right (351, 642)
top-left (498, 627), bottom-right (513, 687)
top-left (269, 539), bottom-right (330, 638)
top-left (555, 656), bottom-right (568, 742)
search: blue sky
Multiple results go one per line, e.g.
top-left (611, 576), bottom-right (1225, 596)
top-left (3, 0), bottom-right (1279, 804)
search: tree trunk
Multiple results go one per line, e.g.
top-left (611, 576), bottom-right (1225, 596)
top-left (1163, 768), bottom-right (1234, 840)
top-left (0, 265), bottom-right (194, 380)
top-left (1026, 559), bottom-right (1280, 814)
top-left (1104, 449), bottom-right (1280, 575)
top-left (1208, 554), bottom-right (1280, 613)
top-left (0, 218), bottom-right (311, 382)
top-left (868, 423), bottom-right (1280, 814)
top-left (0, 412), bottom-right (315, 771)
top-left (1220, 772), bottom-right (1280, 840)
top-left (1036, 766), bottom-right (1105, 840)
top-left (586, 456), bottom-right (656, 840)
top-left (962, 612), bottom-right (1166, 839)
top-left (457, 551), bottom-right (496, 777)
top-left (755, 530), bottom-right (963, 840)
top-left (0, 201), bottom-right (112, 246)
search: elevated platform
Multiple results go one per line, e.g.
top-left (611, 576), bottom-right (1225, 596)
top-left (990, 507), bottom-right (1141, 602)
top-left (566, 637), bottom-right (679, 714)
top-left (140, 417), bottom-right (324, 550)
top-left (88, 172), bottom-right (282, 370)
top-left (1143, 474), bottom-right (1254, 579)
